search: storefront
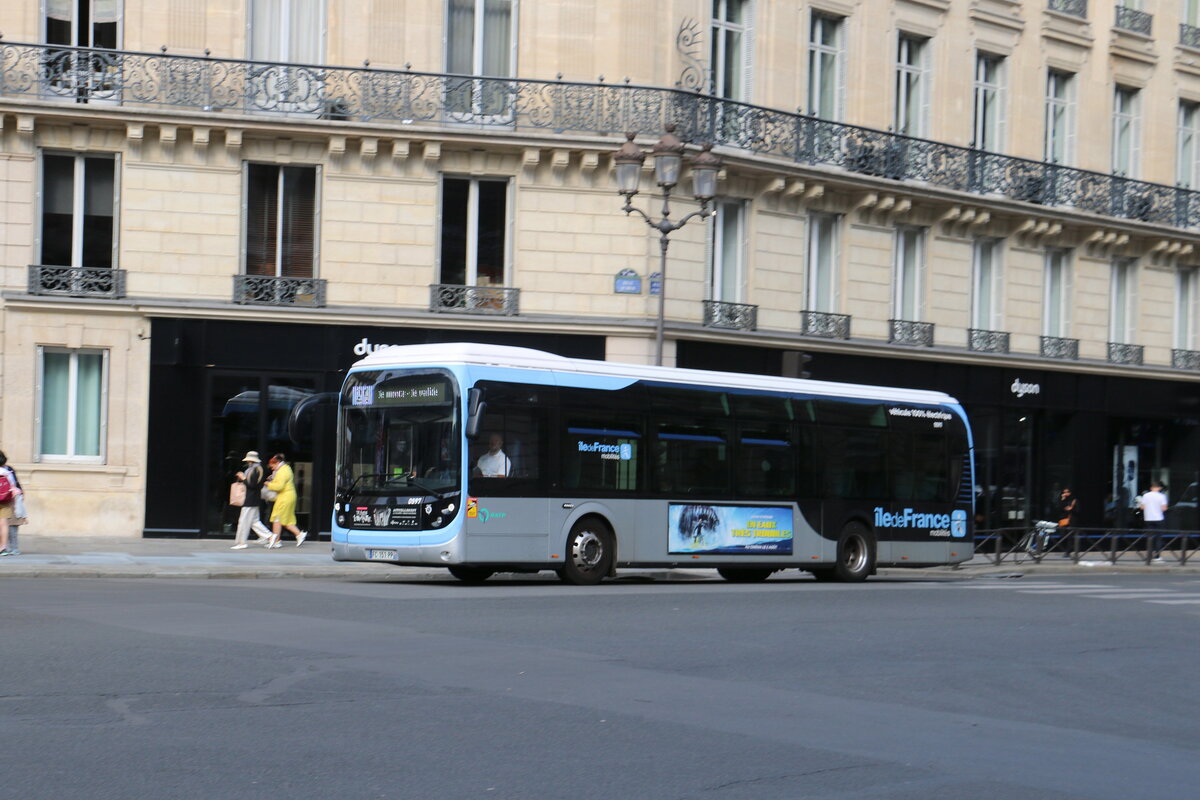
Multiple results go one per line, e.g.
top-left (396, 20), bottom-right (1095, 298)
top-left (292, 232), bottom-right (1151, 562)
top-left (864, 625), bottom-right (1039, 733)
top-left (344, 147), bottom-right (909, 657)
top-left (144, 319), bottom-right (604, 538)
top-left (678, 341), bottom-right (1200, 531)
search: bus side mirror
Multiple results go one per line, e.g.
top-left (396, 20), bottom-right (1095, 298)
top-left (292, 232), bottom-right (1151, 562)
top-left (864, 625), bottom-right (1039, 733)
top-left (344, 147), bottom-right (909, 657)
top-left (466, 388), bottom-right (487, 439)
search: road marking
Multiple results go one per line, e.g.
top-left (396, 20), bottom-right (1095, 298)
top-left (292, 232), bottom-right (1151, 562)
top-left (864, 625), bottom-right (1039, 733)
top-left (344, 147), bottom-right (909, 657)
top-left (966, 583), bottom-right (1114, 590)
top-left (1144, 598), bottom-right (1200, 605)
top-left (1021, 588), bottom-right (1172, 595)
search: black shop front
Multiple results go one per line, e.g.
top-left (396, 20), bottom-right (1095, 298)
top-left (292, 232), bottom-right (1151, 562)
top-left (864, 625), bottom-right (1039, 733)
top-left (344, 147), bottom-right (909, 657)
top-left (144, 319), bottom-right (604, 538)
top-left (678, 341), bottom-right (1200, 531)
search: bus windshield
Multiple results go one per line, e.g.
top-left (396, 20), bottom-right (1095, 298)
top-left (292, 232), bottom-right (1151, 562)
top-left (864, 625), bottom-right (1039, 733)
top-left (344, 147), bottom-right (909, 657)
top-left (337, 371), bottom-right (460, 496)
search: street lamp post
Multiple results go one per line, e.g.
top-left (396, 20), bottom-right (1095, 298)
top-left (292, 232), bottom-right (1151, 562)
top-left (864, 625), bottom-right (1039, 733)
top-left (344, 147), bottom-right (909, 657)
top-left (613, 125), bottom-right (721, 366)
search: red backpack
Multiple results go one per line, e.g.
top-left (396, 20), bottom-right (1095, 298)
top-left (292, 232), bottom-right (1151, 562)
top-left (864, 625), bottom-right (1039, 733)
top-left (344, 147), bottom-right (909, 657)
top-left (0, 472), bottom-right (13, 504)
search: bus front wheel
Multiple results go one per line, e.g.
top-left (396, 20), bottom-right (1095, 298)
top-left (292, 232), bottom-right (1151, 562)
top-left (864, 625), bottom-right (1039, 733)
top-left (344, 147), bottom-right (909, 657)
top-left (447, 566), bottom-right (494, 583)
top-left (559, 519), bottom-right (614, 585)
top-left (831, 524), bottom-right (875, 582)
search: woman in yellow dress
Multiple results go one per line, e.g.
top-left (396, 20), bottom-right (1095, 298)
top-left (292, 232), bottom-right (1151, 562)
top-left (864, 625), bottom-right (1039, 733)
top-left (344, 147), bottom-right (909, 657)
top-left (264, 453), bottom-right (307, 547)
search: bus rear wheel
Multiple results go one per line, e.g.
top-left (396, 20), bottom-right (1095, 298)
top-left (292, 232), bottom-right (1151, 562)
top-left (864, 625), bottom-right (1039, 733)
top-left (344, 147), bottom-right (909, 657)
top-left (447, 566), bottom-right (494, 583)
top-left (832, 524), bottom-right (875, 582)
top-left (559, 519), bottom-right (613, 586)
top-left (717, 567), bottom-right (774, 582)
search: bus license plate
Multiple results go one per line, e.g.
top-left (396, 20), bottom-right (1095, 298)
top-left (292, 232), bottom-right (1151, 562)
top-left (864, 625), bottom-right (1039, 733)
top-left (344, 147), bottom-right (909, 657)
top-left (367, 549), bottom-right (397, 561)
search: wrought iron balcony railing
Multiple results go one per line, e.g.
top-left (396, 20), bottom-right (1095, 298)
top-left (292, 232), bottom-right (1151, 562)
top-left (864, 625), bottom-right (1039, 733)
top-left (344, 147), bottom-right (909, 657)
top-left (5, 42), bottom-right (1200, 233)
top-left (1048, 0), bottom-right (1088, 18)
top-left (28, 264), bottom-right (126, 298)
top-left (703, 300), bottom-right (757, 331)
top-left (1040, 335), bottom-right (1080, 360)
top-left (800, 310), bottom-right (851, 340)
top-left (1172, 348), bottom-right (1200, 369)
top-left (233, 274), bottom-right (326, 306)
top-left (968, 328), bottom-right (1011, 354)
top-left (1107, 341), bottom-right (1144, 365)
top-left (1183, 23), bottom-right (1200, 49)
top-left (889, 319), bottom-right (934, 347)
top-left (430, 284), bottom-right (519, 315)
top-left (1114, 6), bottom-right (1152, 36)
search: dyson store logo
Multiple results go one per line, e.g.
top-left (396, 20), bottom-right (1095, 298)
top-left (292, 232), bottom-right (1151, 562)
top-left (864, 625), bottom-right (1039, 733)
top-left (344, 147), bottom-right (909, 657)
top-left (1010, 378), bottom-right (1041, 398)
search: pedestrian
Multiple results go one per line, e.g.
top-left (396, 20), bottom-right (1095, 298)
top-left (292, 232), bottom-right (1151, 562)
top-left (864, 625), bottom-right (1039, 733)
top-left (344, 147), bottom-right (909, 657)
top-left (263, 453), bottom-right (306, 548)
top-left (1057, 486), bottom-right (1077, 558)
top-left (1139, 480), bottom-right (1169, 562)
top-left (231, 451), bottom-right (273, 549)
top-left (0, 450), bottom-right (24, 557)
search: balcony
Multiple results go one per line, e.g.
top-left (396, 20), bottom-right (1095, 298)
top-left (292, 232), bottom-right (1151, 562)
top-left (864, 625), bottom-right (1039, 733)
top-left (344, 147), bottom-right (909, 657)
top-left (889, 319), bottom-right (934, 347)
top-left (1040, 335), bottom-right (1080, 360)
top-left (1173, 349), bottom-right (1200, 369)
top-left (429, 284), bottom-right (519, 315)
top-left (1114, 6), bottom-right (1152, 36)
top-left (1107, 342), bottom-right (1144, 365)
top-left (800, 310), bottom-right (851, 340)
top-left (1048, 0), bottom-right (1087, 18)
top-left (968, 328), bottom-right (1011, 354)
top-left (28, 265), bottom-right (126, 299)
top-left (703, 300), bottom-right (757, 331)
top-left (5, 42), bottom-right (1200, 234)
top-left (233, 275), bottom-right (326, 307)
top-left (1183, 23), bottom-right (1200, 49)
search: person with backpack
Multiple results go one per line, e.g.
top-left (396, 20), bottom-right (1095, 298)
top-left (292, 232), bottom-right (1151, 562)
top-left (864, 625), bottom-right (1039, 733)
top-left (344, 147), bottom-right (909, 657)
top-left (0, 450), bottom-right (24, 557)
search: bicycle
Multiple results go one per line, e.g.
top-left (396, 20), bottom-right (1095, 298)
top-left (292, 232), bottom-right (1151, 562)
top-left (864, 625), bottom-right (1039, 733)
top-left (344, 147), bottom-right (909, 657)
top-left (1013, 520), bottom-right (1060, 564)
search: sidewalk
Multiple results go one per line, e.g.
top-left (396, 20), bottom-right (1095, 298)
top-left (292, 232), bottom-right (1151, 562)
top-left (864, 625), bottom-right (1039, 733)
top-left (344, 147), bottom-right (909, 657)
top-left (1, 535), bottom-right (1198, 580)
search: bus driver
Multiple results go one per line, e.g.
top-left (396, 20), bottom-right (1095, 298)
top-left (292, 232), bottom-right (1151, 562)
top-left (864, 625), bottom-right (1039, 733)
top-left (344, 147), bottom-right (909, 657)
top-left (474, 433), bottom-right (512, 477)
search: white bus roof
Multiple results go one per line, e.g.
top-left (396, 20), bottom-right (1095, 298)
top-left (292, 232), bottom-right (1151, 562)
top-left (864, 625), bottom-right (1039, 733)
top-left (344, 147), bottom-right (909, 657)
top-left (352, 342), bottom-right (960, 407)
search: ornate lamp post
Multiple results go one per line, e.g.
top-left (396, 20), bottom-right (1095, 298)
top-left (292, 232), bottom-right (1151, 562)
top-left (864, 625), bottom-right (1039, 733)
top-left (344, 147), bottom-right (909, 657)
top-left (613, 125), bottom-right (721, 366)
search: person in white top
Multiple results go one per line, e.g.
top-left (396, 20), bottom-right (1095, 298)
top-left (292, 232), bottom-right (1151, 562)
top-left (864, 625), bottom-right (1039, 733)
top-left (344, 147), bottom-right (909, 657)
top-left (1139, 481), bottom-right (1169, 561)
top-left (474, 434), bottom-right (512, 477)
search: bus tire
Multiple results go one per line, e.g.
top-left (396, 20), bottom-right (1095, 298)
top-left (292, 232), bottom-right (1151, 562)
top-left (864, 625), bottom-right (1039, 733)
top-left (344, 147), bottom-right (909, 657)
top-left (559, 519), bottom-right (614, 586)
top-left (717, 567), bottom-right (774, 582)
top-left (833, 523), bottom-right (875, 582)
top-left (447, 566), bottom-right (494, 583)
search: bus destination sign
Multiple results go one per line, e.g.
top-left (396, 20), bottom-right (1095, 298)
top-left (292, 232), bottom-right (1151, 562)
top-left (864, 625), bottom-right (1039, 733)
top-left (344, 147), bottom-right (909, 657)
top-left (351, 380), bottom-right (447, 407)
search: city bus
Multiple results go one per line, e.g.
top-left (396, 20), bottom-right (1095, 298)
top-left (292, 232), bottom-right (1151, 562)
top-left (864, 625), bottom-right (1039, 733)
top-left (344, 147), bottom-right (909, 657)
top-left (331, 343), bottom-right (974, 584)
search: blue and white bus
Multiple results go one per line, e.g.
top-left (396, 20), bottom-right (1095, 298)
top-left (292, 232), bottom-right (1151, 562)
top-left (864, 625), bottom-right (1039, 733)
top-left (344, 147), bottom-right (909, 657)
top-left (332, 343), bottom-right (974, 584)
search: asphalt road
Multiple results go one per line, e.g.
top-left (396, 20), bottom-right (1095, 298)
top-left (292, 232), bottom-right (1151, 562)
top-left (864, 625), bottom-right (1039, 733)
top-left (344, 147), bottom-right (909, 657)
top-left (3, 573), bottom-right (1198, 799)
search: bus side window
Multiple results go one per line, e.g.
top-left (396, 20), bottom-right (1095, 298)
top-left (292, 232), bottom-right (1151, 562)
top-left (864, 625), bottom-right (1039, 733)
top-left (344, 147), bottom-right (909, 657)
top-left (468, 405), bottom-right (548, 494)
top-left (736, 422), bottom-right (794, 498)
top-left (654, 417), bottom-right (731, 497)
top-left (562, 417), bottom-right (641, 493)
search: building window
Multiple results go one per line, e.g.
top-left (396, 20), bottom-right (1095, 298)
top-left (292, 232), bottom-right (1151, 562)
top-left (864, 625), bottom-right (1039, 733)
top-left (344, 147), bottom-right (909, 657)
top-left (1178, 269), bottom-right (1199, 350)
top-left (40, 152), bottom-right (116, 269)
top-left (440, 176), bottom-right (509, 286)
top-left (37, 347), bottom-right (107, 462)
top-left (893, 227), bottom-right (924, 321)
top-left (1112, 85), bottom-right (1141, 177)
top-left (244, 164), bottom-right (318, 278)
top-left (711, 0), bottom-right (752, 101)
top-left (249, 0), bottom-right (323, 62)
top-left (1044, 249), bottom-right (1071, 337)
top-left (973, 53), bottom-right (1005, 152)
top-left (895, 33), bottom-right (929, 136)
top-left (1110, 258), bottom-right (1136, 344)
top-left (972, 238), bottom-right (1001, 330)
top-left (1045, 70), bottom-right (1075, 164)
top-left (806, 213), bottom-right (838, 312)
top-left (447, 0), bottom-right (515, 76)
top-left (1179, 101), bottom-right (1200, 188)
top-left (709, 200), bottom-right (746, 302)
top-left (808, 13), bottom-right (844, 119)
top-left (44, 0), bottom-right (120, 47)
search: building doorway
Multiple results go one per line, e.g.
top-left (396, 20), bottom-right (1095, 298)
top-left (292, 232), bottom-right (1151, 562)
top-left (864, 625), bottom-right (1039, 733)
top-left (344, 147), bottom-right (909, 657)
top-left (204, 371), bottom-right (329, 537)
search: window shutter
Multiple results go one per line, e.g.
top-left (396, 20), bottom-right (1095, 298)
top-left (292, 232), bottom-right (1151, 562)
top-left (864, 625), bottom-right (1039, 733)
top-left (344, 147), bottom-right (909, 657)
top-left (280, 166), bottom-right (316, 278)
top-left (996, 61), bottom-right (1007, 153)
top-left (741, 1), bottom-right (755, 103)
top-left (245, 164), bottom-right (278, 276)
top-left (919, 41), bottom-right (931, 137)
top-left (835, 19), bottom-right (846, 122)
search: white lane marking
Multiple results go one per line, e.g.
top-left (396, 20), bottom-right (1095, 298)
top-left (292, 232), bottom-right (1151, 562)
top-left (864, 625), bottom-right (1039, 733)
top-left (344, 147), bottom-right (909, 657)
top-left (1143, 598), bottom-right (1200, 605)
